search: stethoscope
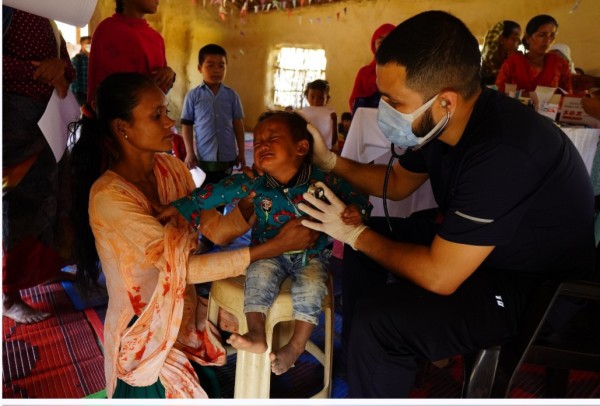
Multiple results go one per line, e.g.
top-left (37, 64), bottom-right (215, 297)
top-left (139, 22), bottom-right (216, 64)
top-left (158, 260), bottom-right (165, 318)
top-left (382, 108), bottom-right (451, 233)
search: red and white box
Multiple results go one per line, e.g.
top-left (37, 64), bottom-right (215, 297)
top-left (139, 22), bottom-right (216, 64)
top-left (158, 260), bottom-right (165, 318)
top-left (560, 96), bottom-right (600, 128)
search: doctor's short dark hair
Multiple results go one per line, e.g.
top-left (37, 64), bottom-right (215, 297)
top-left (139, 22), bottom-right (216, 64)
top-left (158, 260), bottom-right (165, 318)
top-left (376, 10), bottom-right (481, 100)
top-left (257, 110), bottom-right (314, 159)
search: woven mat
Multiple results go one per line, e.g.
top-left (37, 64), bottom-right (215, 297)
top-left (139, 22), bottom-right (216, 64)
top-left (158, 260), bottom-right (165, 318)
top-left (2, 283), bottom-right (105, 398)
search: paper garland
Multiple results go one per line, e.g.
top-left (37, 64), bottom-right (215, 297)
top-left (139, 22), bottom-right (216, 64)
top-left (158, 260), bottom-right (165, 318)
top-left (194, 0), bottom-right (355, 21)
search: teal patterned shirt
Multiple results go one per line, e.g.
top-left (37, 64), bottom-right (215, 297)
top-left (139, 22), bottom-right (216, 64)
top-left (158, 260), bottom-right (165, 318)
top-left (172, 163), bottom-right (371, 257)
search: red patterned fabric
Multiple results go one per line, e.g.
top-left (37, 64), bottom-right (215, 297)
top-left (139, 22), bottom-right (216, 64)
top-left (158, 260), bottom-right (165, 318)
top-left (2, 284), bottom-right (105, 398)
top-left (2, 9), bottom-right (75, 103)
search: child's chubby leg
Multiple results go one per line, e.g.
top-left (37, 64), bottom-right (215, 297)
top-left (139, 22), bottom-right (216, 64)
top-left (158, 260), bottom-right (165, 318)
top-left (226, 312), bottom-right (268, 353)
top-left (270, 319), bottom-right (315, 375)
top-left (231, 257), bottom-right (287, 353)
top-left (270, 255), bottom-right (328, 375)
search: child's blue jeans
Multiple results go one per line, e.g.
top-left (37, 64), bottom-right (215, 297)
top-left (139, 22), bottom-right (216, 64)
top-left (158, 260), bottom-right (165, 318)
top-left (243, 252), bottom-right (329, 325)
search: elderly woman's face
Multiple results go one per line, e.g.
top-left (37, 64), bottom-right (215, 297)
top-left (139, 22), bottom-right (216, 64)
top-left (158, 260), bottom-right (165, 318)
top-left (526, 23), bottom-right (557, 54)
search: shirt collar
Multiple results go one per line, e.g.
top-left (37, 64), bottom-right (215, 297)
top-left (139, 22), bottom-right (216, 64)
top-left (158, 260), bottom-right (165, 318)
top-left (200, 81), bottom-right (229, 91)
top-left (264, 162), bottom-right (312, 189)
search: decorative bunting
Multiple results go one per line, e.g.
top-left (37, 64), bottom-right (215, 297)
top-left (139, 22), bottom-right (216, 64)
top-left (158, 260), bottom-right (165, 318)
top-left (569, 0), bottom-right (581, 13)
top-left (204, 0), bottom-right (353, 20)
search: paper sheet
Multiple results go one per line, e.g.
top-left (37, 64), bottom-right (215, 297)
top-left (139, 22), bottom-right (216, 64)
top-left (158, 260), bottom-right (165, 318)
top-left (4, 0), bottom-right (97, 27)
top-left (190, 167), bottom-right (207, 187)
top-left (37, 89), bottom-right (80, 162)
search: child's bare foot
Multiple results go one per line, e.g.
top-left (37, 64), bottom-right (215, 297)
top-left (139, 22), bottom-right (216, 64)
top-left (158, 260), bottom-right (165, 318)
top-left (269, 342), bottom-right (304, 375)
top-left (3, 293), bottom-right (50, 324)
top-left (226, 332), bottom-right (268, 354)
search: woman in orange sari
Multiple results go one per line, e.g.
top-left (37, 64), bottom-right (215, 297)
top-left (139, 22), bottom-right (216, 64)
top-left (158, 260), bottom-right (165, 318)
top-left (70, 72), bottom-right (316, 398)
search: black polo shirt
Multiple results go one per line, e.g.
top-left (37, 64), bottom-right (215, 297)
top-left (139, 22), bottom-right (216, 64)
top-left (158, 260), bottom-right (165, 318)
top-left (400, 88), bottom-right (595, 279)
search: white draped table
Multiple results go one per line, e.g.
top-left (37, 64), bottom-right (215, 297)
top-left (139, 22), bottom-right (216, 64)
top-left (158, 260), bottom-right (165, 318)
top-left (561, 126), bottom-right (600, 175)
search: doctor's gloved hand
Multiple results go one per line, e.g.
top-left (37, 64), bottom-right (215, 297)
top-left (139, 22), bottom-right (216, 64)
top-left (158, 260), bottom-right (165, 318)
top-left (298, 182), bottom-right (368, 250)
top-left (307, 124), bottom-right (337, 173)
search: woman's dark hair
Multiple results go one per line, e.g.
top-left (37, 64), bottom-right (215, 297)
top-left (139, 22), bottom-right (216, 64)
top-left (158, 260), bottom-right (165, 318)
top-left (303, 79), bottom-right (330, 98)
top-left (116, 0), bottom-right (124, 13)
top-left (501, 20), bottom-right (520, 38)
top-left (257, 110), bottom-right (314, 160)
top-left (376, 10), bottom-right (481, 100)
top-left (523, 15), bottom-right (558, 50)
top-left (69, 72), bottom-right (156, 291)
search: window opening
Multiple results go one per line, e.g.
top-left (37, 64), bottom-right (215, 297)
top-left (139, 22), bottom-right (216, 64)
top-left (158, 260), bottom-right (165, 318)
top-left (273, 47), bottom-right (327, 109)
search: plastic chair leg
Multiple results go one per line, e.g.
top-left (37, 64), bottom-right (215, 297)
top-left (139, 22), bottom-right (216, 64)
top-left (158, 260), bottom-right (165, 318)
top-left (463, 346), bottom-right (501, 398)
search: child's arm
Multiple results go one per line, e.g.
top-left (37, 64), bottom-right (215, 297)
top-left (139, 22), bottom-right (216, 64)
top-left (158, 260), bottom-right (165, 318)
top-left (325, 174), bottom-right (373, 222)
top-left (341, 204), bottom-right (363, 226)
top-left (170, 173), bottom-right (260, 228)
top-left (233, 118), bottom-right (246, 168)
top-left (181, 123), bottom-right (198, 169)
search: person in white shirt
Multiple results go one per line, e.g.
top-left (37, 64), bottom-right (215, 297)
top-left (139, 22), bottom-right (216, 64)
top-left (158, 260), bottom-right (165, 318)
top-left (298, 79), bottom-right (338, 151)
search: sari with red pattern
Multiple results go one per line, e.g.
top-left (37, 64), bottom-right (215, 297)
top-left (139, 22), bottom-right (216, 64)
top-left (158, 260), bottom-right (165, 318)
top-left (89, 153), bottom-right (251, 398)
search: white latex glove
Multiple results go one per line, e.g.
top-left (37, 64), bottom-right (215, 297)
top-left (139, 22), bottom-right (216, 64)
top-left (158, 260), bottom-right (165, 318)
top-left (307, 124), bottom-right (337, 173)
top-left (298, 181), bottom-right (368, 250)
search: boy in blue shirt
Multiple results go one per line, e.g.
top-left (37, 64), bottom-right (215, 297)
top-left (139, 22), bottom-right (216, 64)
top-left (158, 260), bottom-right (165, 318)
top-left (171, 111), bottom-right (370, 375)
top-left (180, 44), bottom-right (246, 184)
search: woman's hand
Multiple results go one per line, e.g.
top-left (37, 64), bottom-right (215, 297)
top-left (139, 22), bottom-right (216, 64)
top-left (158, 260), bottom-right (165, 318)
top-left (31, 58), bottom-right (69, 98)
top-left (237, 191), bottom-right (256, 225)
top-left (151, 66), bottom-right (176, 93)
top-left (248, 217), bottom-right (319, 262)
top-left (582, 90), bottom-right (600, 120)
top-left (155, 204), bottom-right (181, 224)
top-left (184, 154), bottom-right (199, 170)
top-left (241, 165), bottom-right (258, 179)
top-left (31, 58), bottom-right (65, 84)
top-left (276, 217), bottom-right (319, 251)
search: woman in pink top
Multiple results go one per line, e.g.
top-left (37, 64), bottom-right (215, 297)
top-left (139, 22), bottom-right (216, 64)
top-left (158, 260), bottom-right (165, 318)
top-left (495, 14), bottom-right (572, 94)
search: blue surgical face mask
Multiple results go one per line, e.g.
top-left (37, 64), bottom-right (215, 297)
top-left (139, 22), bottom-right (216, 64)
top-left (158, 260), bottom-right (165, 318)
top-left (377, 95), bottom-right (450, 149)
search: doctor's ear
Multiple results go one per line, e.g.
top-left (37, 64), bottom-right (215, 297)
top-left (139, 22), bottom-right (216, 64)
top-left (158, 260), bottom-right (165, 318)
top-left (438, 91), bottom-right (459, 110)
